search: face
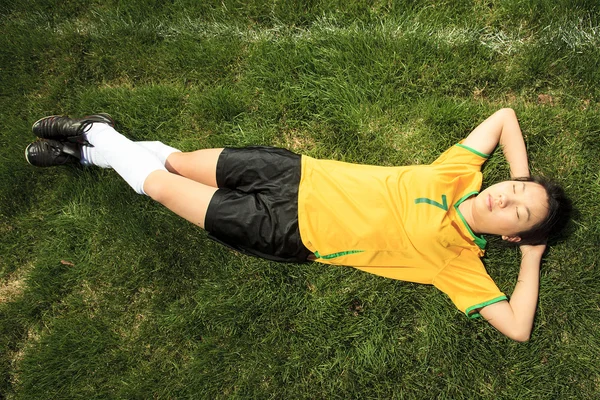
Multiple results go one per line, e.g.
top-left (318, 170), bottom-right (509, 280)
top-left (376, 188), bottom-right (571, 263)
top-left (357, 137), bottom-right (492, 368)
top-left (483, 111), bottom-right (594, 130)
top-left (472, 181), bottom-right (549, 239)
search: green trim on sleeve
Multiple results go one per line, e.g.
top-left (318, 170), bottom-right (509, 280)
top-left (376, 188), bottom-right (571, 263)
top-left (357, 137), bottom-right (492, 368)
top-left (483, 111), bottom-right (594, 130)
top-left (456, 143), bottom-right (490, 159)
top-left (453, 192), bottom-right (487, 249)
top-left (465, 295), bottom-right (508, 319)
top-left (314, 250), bottom-right (365, 260)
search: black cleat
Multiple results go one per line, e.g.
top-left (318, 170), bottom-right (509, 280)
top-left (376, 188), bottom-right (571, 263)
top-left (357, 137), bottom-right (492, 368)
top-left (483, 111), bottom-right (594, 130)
top-left (31, 113), bottom-right (115, 144)
top-left (25, 139), bottom-right (82, 167)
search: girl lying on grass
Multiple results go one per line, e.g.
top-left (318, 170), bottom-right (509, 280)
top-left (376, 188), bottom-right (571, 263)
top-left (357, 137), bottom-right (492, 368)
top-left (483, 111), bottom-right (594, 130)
top-left (25, 108), bottom-right (571, 341)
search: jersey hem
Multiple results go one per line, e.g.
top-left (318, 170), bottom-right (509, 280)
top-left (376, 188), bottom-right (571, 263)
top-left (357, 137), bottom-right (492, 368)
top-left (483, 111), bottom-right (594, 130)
top-left (314, 250), bottom-right (365, 260)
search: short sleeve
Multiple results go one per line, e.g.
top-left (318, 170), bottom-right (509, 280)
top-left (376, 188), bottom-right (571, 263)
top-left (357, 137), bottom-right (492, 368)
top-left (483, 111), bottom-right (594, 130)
top-left (432, 141), bottom-right (490, 167)
top-left (433, 250), bottom-right (507, 318)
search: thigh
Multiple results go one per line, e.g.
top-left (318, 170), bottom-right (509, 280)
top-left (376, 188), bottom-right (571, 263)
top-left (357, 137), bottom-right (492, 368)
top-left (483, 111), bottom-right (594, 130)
top-left (165, 148), bottom-right (223, 187)
top-left (143, 170), bottom-right (218, 229)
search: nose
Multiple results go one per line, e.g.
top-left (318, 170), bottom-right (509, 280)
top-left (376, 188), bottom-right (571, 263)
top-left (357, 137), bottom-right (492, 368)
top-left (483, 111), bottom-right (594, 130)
top-left (498, 194), bottom-right (508, 208)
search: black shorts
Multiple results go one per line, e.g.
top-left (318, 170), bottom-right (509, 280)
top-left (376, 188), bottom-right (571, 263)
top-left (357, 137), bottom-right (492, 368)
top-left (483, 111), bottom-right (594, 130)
top-left (204, 147), bottom-right (312, 263)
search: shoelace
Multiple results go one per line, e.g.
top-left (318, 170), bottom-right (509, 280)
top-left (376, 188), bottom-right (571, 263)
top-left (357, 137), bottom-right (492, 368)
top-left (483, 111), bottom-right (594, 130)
top-left (44, 140), bottom-right (80, 159)
top-left (69, 121), bottom-right (94, 146)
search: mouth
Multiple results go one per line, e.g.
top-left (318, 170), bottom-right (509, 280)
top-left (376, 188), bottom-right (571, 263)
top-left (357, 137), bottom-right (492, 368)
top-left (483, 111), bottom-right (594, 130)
top-left (487, 194), bottom-right (493, 211)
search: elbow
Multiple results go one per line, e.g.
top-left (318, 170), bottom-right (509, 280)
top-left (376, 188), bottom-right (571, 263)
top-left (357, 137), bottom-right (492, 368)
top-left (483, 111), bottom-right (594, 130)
top-left (507, 329), bottom-right (532, 343)
top-left (499, 107), bottom-right (517, 118)
top-left (511, 334), bottom-right (530, 343)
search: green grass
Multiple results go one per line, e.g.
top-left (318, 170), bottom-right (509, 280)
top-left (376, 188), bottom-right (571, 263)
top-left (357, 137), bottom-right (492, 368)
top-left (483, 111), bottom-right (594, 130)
top-left (1, 0), bottom-right (599, 398)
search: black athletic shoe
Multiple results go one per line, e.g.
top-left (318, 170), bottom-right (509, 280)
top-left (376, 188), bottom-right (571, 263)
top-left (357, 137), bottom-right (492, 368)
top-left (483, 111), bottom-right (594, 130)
top-left (31, 113), bottom-right (115, 143)
top-left (25, 139), bottom-right (82, 167)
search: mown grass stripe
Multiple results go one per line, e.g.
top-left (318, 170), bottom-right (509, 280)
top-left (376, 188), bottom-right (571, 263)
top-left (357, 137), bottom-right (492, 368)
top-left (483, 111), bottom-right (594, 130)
top-left (32, 13), bottom-right (600, 54)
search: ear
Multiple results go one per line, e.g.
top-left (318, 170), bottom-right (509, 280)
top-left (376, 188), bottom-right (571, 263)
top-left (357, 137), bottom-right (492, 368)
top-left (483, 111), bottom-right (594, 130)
top-left (502, 235), bottom-right (522, 243)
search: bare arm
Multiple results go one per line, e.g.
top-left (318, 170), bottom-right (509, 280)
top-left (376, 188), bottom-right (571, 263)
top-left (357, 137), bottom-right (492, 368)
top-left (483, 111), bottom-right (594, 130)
top-left (461, 108), bottom-right (530, 178)
top-left (479, 244), bottom-right (546, 342)
top-left (463, 109), bottom-right (542, 340)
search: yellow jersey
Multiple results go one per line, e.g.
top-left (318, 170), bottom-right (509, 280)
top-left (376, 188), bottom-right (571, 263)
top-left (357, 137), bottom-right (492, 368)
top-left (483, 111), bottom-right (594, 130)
top-left (297, 143), bottom-right (507, 317)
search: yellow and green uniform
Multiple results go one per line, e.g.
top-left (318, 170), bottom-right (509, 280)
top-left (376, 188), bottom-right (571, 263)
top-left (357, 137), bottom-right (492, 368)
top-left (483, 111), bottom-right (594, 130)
top-left (297, 143), bottom-right (507, 318)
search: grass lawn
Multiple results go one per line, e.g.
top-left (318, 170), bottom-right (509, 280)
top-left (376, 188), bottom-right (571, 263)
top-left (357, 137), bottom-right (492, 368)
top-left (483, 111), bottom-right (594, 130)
top-left (1, 0), bottom-right (599, 398)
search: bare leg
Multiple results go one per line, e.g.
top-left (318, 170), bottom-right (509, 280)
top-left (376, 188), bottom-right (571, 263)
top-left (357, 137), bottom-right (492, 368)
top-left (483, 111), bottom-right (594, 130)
top-left (164, 148), bottom-right (224, 187)
top-left (143, 170), bottom-right (218, 229)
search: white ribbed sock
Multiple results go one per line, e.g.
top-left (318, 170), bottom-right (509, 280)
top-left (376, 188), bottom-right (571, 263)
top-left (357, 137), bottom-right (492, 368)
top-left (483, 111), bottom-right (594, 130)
top-left (82, 124), bottom-right (167, 195)
top-left (81, 140), bottom-right (181, 169)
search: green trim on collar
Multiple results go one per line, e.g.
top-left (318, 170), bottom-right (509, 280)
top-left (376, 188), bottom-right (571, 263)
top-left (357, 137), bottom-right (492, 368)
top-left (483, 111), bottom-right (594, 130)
top-left (456, 143), bottom-right (490, 159)
top-left (454, 191), bottom-right (487, 249)
top-left (465, 295), bottom-right (508, 319)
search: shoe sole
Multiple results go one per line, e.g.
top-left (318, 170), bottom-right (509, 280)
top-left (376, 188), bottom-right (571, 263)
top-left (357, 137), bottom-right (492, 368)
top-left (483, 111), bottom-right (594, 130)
top-left (24, 142), bottom-right (34, 166)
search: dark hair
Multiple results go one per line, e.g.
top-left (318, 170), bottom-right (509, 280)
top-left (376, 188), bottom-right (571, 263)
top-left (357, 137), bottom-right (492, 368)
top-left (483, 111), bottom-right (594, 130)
top-left (512, 176), bottom-right (572, 245)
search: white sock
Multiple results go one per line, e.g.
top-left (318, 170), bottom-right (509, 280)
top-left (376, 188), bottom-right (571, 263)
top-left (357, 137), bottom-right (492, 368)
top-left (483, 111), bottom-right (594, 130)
top-left (83, 124), bottom-right (167, 195)
top-left (80, 142), bottom-right (111, 168)
top-left (136, 141), bottom-right (181, 165)
top-left (81, 140), bottom-right (181, 169)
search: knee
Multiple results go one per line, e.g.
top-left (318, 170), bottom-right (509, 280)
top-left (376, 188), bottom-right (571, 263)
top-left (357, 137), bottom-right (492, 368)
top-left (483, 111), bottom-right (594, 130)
top-left (143, 170), bottom-right (170, 201)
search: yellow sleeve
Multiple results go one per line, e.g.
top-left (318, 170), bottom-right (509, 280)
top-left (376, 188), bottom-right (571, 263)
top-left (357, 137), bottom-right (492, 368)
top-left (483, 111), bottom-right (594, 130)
top-left (433, 250), bottom-right (507, 318)
top-left (432, 142), bottom-right (490, 167)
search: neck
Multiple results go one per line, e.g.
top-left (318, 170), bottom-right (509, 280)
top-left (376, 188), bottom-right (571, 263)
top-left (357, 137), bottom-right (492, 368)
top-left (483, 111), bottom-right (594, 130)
top-left (457, 197), bottom-right (480, 234)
